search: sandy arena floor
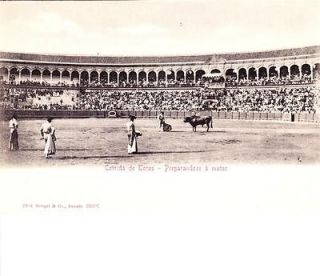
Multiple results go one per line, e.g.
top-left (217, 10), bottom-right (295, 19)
top-left (0, 118), bottom-right (320, 167)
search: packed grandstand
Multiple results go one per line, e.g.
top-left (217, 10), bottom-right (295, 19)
top-left (0, 45), bottom-right (319, 114)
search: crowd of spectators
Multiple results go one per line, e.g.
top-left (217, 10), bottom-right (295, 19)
top-left (1, 85), bottom-right (319, 113)
top-left (0, 87), bottom-right (77, 110)
top-left (7, 79), bottom-right (79, 87)
top-left (5, 78), bottom-right (199, 88)
top-left (225, 74), bottom-right (314, 87)
top-left (77, 89), bottom-right (201, 111)
top-left (76, 86), bottom-right (319, 113)
top-left (205, 87), bottom-right (317, 113)
top-left (88, 78), bottom-right (198, 89)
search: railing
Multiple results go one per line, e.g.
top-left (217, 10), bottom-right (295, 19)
top-left (1, 108), bottom-right (319, 123)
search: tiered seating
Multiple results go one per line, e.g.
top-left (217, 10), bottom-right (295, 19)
top-left (76, 87), bottom-right (319, 113)
top-left (0, 87), bottom-right (78, 110)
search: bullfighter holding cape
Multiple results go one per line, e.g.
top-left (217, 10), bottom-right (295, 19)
top-left (126, 115), bottom-right (141, 154)
top-left (40, 117), bottom-right (56, 158)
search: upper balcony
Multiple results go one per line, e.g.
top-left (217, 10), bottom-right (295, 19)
top-left (0, 45), bottom-right (319, 66)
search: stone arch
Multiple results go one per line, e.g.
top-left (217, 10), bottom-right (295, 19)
top-left (158, 70), bottom-right (166, 81)
top-left (258, 67), bottom-right (267, 79)
top-left (148, 71), bottom-right (156, 82)
top-left (186, 69), bottom-right (194, 82)
top-left (21, 68), bottom-right (30, 79)
top-left (9, 67), bottom-right (19, 82)
top-left (280, 66), bottom-right (289, 78)
top-left (61, 70), bottom-right (70, 82)
top-left (52, 70), bottom-right (61, 83)
top-left (301, 64), bottom-right (311, 76)
top-left (71, 71), bottom-right (79, 82)
top-left (129, 71), bottom-right (137, 83)
top-left (0, 67), bottom-right (8, 81)
top-left (20, 68), bottom-right (31, 81)
top-left (167, 70), bottom-right (175, 81)
top-left (43, 69), bottom-right (51, 82)
top-left (90, 71), bottom-right (99, 82)
top-left (62, 70), bottom-right (70, 77)
top-left (119, 71), bottom-right (127, 83)
top-left (80, 71), bottom-right (89, 81)
top-left (176, 70), bottom-right (185, 81)
top-left (269, 66), bottom-right (278, 78)
top-left (195, 70), bottom-right (205, 81)
top-left (9, 67), bottom-right (19, 75)
top-left (109, 71), bottom-right (118, 83)
top-left (211, 69), bottom-right (221, 74)
top-left (138, 71), bottom-right (147, 82)
top-left (238, 68), bottom-right (247, 80)
top-left (225, 69), bottom-right (237, 81)
top-left (248, 67), bottom-right (257, 80)
top-left (290, 64), bottom-right (300, 77)
top-left (31, 68), bottom-right (41, 75)
top-left (31, 69), bottom-right (41, 81)
top-left (100, 71), bottom-right (108, 83)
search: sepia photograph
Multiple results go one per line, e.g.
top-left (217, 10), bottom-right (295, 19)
top-left (1, 1), bottom-right (320, 276)
top-left (0, 0), bottom-right (319, 168)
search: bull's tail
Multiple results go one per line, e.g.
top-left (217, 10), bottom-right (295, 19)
top-left (210, 116), bottom-right (213, 128)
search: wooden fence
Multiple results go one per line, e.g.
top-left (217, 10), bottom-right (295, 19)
top-left (1, 109), bottom-right (319, 123)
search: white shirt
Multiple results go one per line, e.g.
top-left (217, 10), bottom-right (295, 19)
top-left (126, 121), bottom-right (135, 135)
top-left (41, 121), bottom-right (53, 134)
top-left (9, 118), bottom-right (18, 133)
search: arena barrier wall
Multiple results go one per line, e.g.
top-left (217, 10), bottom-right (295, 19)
top-left (0, 109), bottom-right (105, 120)
top-left (0, 109), bottom-right (318, 123)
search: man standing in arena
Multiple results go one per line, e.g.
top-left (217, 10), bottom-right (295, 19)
top-left (158, 111), bottom-right (165, 131)
top-left (127, 115), bottom-right (140, 154)
top-left (40, 117), bottom-right (56, 158)
top-left (8, 114), bottom-right (19, 151)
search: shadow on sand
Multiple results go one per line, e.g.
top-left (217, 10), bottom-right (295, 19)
top-left (138, 150), bottom-right (208, 154)
top-left (167, 130), bottom-right (226, 133)
top-left (56, 155), bottom-right (132, 160)
top-left (20, 148), bottom-right (103, 152)
top-left (55, 149), bottom-right (209, 160)
top-left (166, 130), bottom-right (188, 133)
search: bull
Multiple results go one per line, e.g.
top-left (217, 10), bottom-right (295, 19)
top-left (184, 116), bottom-right (213, 132)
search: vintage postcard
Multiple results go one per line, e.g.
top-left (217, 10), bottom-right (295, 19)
top-left (0, 1), bottom-right (320, 275)
top-left (0, 1), bottom-right (320, 168)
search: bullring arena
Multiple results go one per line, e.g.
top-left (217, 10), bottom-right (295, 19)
top-left (1, 46), bottom-right (320, 167)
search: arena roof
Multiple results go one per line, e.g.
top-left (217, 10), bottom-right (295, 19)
top-left (0, 46), bottom-right (319, 65)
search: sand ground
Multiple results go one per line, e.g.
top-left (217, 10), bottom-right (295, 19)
top-left (1, 118), bottom-right (319, 167)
